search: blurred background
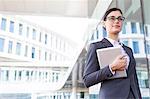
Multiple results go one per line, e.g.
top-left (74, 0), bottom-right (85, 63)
top-left (0, 0), bottom-right (149, 99)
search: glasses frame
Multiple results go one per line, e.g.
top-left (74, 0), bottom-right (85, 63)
top-left (106, 16), bottom-right (125, 22)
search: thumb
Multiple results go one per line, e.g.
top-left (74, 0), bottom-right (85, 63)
top-left (118, 54), bottom-right (126, 59)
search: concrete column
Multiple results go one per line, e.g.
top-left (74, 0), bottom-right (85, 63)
top-left (78, 58), bottom-right (83, 81)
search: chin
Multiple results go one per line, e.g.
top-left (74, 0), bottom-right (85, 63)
top-left (113, 29), bottom-right (121, 33)
top-left (112, 31), bottom-right (120, 34)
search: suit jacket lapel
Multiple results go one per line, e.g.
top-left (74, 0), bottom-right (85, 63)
top-left (101, 38), bottom-right (133, 73)
top-left (101, 38), bottom-right (113, 48)
top-left (122, 45), bottom-right (132, 71)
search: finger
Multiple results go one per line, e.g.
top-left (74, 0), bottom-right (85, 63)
top-left (117, 67), bottom-right (125, 71)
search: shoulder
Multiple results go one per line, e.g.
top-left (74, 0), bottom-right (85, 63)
top-left (85, 41), bottom-right (102, 54)
top-left (122, 44), bottom-right (134, 54)
top-left (123, 44), bottom-right (132, 50)
top-left (90, 38), bottom-right (106, 47)
top-left (86, 38), bottom-right (108, 51)
top-left (88, 40), bottom-right (104, 49)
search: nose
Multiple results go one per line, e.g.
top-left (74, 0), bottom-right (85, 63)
top-left (114, 18), bottom-right (120, 22)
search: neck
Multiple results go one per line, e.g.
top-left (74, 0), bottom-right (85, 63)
top-left (108, 33), bottom-right (119, 41)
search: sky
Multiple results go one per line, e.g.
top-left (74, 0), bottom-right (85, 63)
top-left (19, 16), bottom-right (89, 45)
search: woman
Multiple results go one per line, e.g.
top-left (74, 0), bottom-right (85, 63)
top-left (83, 8), bottom-right (141, 99)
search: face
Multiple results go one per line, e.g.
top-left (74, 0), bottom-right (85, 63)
top-left (104, 11), bottom-right (124, 35)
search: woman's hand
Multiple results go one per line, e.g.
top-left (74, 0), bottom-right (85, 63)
top-left (110, 54), bottom-right (127, 71)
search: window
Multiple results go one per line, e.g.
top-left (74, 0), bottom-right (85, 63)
top-left (146, 43), bottom-right (150, 54)
top-left (9, 21), bottom-right (14, 33)
top-left (24, 45), bottom-right (28, 57)
top-left (49, 53), bottom-right (52, 61)
top-left (19, 24), bottom-right (23, 35)
top-left (140, 23), bottom-right (144, 34)
top-left (8, 41), bottom-right (13, 53)
top-left (132, 41), bottom-right (139, 54)
top-left (91, 33), bottom-right (94, 40)
top-left (131, 22), bottom-right (137, 33)
top-left (14, 70), bottom-right (17, 80)
top-left (32, 47), bottom-right (35, 58)
top-left (45, 51), bottom-right (47, 61)
top-left (26, 27), bottom-right (29, 38)
top-left (56, 73), bottom-right (59, 82)
top-left (122, 23), bottom-right (126, 34)
top-left (45, 34), bottom-right (47, 44)
top-left (96, 30), bottom-right (99, 39)
top-left (137, 71), bottom-right (149, 88)
top-left (32, 29), bottom-right (36, 40)
top-left (26, 71), bottom-right (29, 81)
top-left (1, 18), bottom-right (7, 31)
top-left (18, 71), bottom-right (22, 80)
top-left (39, 32), bottom-right (42, 42)
top-left (102, 28), bottom-right (107, 37)
top-left (145, 26), bottom-right (149, 37)
top-left (39, 50), bottom-right (41, 60)
top-left (90, 94), bottom-right (98, 99)
top-left (122, 40), bottom-right (128, 46)
top-left (6, 70), bottom-right (9, 81)
top-left (52, 72), bottom-right (55, 82)
top-left (0, 38), bottom-right (5, 52)
top-left (16, 42), bottom-right (21, 55)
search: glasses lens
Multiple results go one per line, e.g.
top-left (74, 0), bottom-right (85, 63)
top-left (108, 16), bottom-right (116, 21)
top-left (118, 16), bottom-right (125, 21)
top-left (107, 16), bottom-right (125, 21)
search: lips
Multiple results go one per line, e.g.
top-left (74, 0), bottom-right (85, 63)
top-left (113, 25), bottom-right (120, 28)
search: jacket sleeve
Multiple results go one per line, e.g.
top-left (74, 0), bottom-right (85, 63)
top-left (83, 43), bottom-right (113, 88)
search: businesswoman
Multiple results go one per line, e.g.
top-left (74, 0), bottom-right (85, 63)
top-left (83, 8), bottom-right (141, 99)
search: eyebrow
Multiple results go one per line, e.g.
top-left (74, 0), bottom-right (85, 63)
top-left (107, 16), bottom-right (122, 17)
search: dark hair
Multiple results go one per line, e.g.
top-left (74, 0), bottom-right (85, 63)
top-left (103, 8), bottom-right (123, 21)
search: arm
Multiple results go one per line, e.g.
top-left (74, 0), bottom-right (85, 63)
top-left (83, 43), bottom-right (113, 87)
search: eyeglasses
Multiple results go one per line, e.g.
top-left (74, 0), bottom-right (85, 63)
top-left (106, 16), bottom-right (125, 22)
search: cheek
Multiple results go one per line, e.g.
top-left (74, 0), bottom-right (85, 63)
top-left (119, 21), bottom-right (124, 27)
top-left (105, 24), bottom-right (112, 32)
top-left (120, 23), bottom-right (123, 27)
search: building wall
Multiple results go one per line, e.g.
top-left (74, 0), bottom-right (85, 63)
top-left (0, 14), bottom-right (76, 63)
top-left (0, 14), bottom-right (77, 99)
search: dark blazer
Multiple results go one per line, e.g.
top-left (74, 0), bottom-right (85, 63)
top-left (83, 38), bottom-right (142, 99)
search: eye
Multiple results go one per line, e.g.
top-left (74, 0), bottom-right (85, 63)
top-left (118, 16), bottom-right (125, 21)
top-left (107, 16), bottom-right (125, 21)
top-left (110, 17), bottom-right (116, 20)
top-left (107, 16), bottom-right (116, 21)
